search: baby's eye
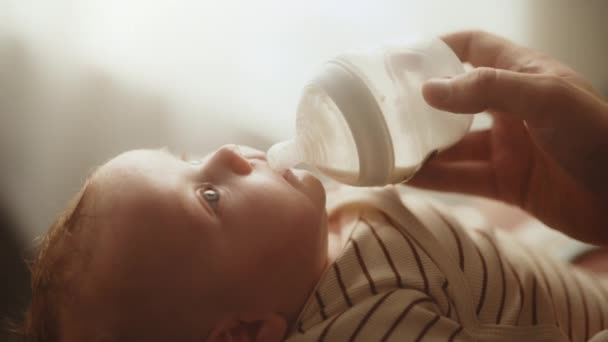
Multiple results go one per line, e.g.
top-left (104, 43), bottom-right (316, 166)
top-left (200, 188), bottom-right (220, 209)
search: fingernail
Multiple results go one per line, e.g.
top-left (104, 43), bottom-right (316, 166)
top-left (424, 78), bottom-right (452, 103)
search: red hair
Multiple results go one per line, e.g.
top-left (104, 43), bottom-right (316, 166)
top-left (16, 178), bottom-right (95, 342)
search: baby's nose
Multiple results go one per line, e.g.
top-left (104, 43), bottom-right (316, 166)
top-left (212, 145), bottom-right (253, 175)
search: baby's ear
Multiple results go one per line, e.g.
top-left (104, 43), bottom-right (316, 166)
top-left (207, 313), bottom-right (287, 342)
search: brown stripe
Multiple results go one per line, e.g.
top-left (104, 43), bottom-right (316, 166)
top-left (590, 276), bottom-right (608, 330)
top-left (508, 260), bottom-right (525, 324)
top-left (602, 305), bottom-right (606, 331)
top-left (478, 231), bottom-right (507, 324)
top-left (601, 298), bottom-right (606, 331)
top-left (380, 297), bottom-right (433, 342)
top-left (317, 312), bottom-right (344, 342)
top-left (474, 243), bottom-right (488, 315)
top-left (348, 290), bottom-right (396, 341)
top-left (531, 277), bottom-right (538, 325)
top-left (429, 205), bottom-right (465, 271)
top-left (551, 260), bottom-right (572, 340)
top-left (315, 291), bottom-right (328, 320)
top-left (414, 314), bottom-right (440, 342)
top-left (448, 326), bottom-right (463, 342)
top-left (396, 229), bottom-right (429, 294)
top-left (442, 280), bottom-right (452, 317)
top-left (351, 239), bottom-right (377, 295)
top-left (333, 262), bottom-right (353, 307)
top-left (590, 276), bottom-right (608, 301)
top-left (369, 224), bottom-right (403, 288)
top-left (521, 244), bottom-right (559, 325)
top-left (572, 274), bottom-right (589, 340)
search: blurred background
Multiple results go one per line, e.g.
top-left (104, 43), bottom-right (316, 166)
top-left (0, 0), bottom-right (606, 339)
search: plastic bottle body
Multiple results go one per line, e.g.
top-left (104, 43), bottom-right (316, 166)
top-left (268, 37), bottom-right (473, 186)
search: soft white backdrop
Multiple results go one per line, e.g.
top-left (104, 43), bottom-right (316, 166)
top-left (1, 0), bottom-right (607, 238)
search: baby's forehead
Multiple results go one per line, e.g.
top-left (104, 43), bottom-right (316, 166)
top-left (98, 149), bottom-right (171, 179)
top-left (91, 151), bottom-right (179, 218)
top-left (83, 153), bottom-right (195, 260)
top-left (87, 149), bottom-right (206, 237)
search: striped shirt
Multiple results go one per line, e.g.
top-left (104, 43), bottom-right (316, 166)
top-left (285, 186), bottom-right (608, 341)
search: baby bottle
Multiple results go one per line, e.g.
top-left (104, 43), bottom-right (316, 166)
top-left (267, 37), bottom-right (473, 186)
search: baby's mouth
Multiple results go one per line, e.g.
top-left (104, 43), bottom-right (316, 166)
top-left (236, 145), bottom-right (300, 183)
top-left (282, 168), bottom-right (294, 180)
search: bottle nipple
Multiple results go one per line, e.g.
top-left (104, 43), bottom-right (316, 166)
top-left (267, 140), bottom-right (302, 171)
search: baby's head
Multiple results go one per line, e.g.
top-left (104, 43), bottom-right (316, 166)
top-left (21, 145), bottom-right (328, 341)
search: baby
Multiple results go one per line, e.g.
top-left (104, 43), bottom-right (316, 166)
top-left (17, 145), bottom-right (608, 341)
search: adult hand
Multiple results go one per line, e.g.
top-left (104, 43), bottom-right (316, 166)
top-left (410, 30), bottom-right (608, 245)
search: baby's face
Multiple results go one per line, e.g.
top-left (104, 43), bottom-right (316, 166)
top-left (77, 145), bottom-right (327, 338)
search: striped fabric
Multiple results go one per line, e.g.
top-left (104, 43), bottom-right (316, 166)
top-left (285, 186), bottom-right (608, 342)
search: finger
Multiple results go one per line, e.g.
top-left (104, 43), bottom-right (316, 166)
top-left (408, 160), bottom-right (498, 199)
top-left (422, 67), bottom-right (564, 121)
top-left (441, 30), bottom-right (528, 70)
top-left (434, 129), bottom-right (492, 162)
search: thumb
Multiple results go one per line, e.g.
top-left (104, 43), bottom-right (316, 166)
top-left (422, 67), bottom-right (562, 120)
